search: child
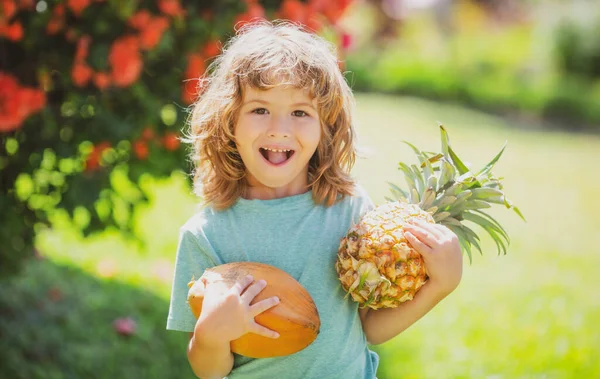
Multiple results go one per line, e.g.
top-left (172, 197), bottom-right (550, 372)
top-left (167, 21), bottom-right (463, 379)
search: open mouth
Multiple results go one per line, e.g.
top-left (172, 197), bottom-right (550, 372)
top-left (259, 147), bottom-right (295, 166)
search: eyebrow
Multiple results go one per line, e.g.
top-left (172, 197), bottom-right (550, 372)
top-left (244, 99), bottom-right (317, 111)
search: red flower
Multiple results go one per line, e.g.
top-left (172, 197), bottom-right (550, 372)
top-left (109, 36), bottom-right (143, 87)
top-left (46, 18), bottom-right (63, 35)
top-left (65, 28), bottom-right (78, 42)
top-left (278, 0), bottom-right (306, 24)
top-left (1, 0), bottom-right (17, 21)
top-left (2, 21), bottom-right (23, 41)
top-left (202, 40), bottom-right (221, 59)
top-left (141, 127), bottom-right (155, 140)
top-left (184, 53), bottom-right (205, 80)
top-left (67, 0), bottom-right (91, 17)
top-left (0, 73), bottom-right (46, 133)
top-left (0, 73), bottom-right (22, 132)
top-left (93, 72), bottom-right (111, 90)
top-left (46, 4), bottom-right (65, 35)
top-left (84, 141), bottom-right (110, 171)
top-left (305, 9), bottom-right (324, 32)
top-left (128, 10), bottom-right (151, 30)
top-left (72, 62), bottom-right (93, 87)
top-left (158, 0), bottom-right (184, 17)
top-left (323, 0), bottom-right (350, 23)
top-left (181, 53), bottom-right (206, 105)
top-left (235, 2), bottom-right (265, 27)
top-left (139, 16), bottom-right (169, 50)
top-left (113, 317), bottom-right (136, 337)
top-left (17, 0), bottom-right (35, 10)
top-left (19, 88), bottom-right (46, 113)
top-left (162, 132), bottom-right (180, 151)
top-left (75, 35), bottom-right (91, 61)
top-left (308, 0), bottom-right (328, 12)
top-left (133, 140), bottom-right (149, 160)
top-left (341, 31), bottom-right (352, 50)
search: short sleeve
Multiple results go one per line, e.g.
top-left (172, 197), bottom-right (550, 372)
top-left (352, 183), bottom-right (375, 221)
top-left (166, 225), bottom-right (221, 332)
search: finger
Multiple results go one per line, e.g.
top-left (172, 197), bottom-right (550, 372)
top-left (231, 275), bottom-right (254, 295)
top-left (250, 296), bottom-right (280, 316)
top-left (249, 322), bottom-right (280, 339)
top-left (412, 219), bottom-right (445, 239)
top-left (404, 224), bottom-right (438, 247)
top-left (404, 231), bottom-right (433, 256)
top-left (435, 223), bottom-right (457, 240)
top-left (240, 279), bottom-right (267, 304)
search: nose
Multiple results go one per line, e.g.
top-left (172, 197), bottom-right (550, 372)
top-left (267, 115), bottom-right (291, 138)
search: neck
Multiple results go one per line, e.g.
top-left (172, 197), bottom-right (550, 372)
top-left (245, 183), bottom-right (311, 200)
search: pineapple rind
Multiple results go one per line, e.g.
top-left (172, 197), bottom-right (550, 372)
top-left (336, 202), bottom-right (433, 310)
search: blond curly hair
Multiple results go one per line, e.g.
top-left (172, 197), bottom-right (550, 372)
top-left (186, 21), bottom-right (358, 210)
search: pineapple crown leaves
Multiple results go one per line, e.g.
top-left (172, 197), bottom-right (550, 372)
top-left (385, 124), bottom-right (526, 263)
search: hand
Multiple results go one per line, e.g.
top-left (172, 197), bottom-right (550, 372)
top-left (195, 275), bottom-right (281, 344)
top-left (403, 219), bottom-right (463, 296)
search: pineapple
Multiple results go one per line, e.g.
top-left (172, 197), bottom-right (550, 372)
top-left (336, 125), bottom-right (524, 310)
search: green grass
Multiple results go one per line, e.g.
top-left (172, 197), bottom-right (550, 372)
top-left (2, 93), bottom-right (599, 378)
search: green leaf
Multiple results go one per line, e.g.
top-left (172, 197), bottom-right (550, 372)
top-left (440, 124), bottom-right (450, 157)
top-left (438, 158), bottom-right (456, 190)
top-left (403, 141), bottom-right (427, 164)
top-left (422, 156), bottom-right (434, 184)
top-left (447, 225), bottom-right (473, 264)
top-left (420, 153), bottom-right (444, 168)
top-left (419, 187), bottom-right (437, 210)
top-left (475, 141), bottom-right (507, 178)
top-left (411, 164), bottom-right (425, 195)
top-left (398, 162), bottom-right (417, 194)
top-left (468, 210), bottom-right (511, 244)
top-left (470, 188), bottom-right (504, 199)
top-left (462, 213), bottom-right (508, 256)
top-left (387, 181), bottom-right (408, 202)
top-left (410, 188), bottom-right (420, 204)
top-left (440, 125), bottom-right (470, 175)
top-left (512, 206), bottom-right (526, 222)
top-left (458, 224), bottom-right (484, 256)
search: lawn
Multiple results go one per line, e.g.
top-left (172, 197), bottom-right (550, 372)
top-left (2, 94), bottom-right (599, 378)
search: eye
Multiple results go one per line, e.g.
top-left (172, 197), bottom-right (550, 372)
top-left (292, 110), bottom-right (308, 117)
top-left (252, 108), bottom-right (268, 115)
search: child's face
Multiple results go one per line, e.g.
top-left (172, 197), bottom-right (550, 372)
top-left (234, 84), bottom-right (321, 198)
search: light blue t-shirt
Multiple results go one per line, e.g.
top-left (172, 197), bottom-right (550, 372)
top-left (166, 186), bottom-right (379, 379)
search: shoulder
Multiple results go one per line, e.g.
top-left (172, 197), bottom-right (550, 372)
top-left (352, 183), bottom-right (374, 205)
top-left (180, 204), bottom-right (226, 232)
top-left (331, 182), bottom-right (374, 223)
top-left (176, 207), bottom-right (226, 266)
top-left (343, 182), bottom-right (374, 211)
top-left (178, 205), bottom-right (228, 246)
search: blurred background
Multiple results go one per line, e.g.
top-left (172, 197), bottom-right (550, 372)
top-left (1, 0), bottom-right (599, 378)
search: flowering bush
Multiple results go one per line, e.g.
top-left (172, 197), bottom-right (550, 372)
top-left (0, 0), bottom-right (353, 277)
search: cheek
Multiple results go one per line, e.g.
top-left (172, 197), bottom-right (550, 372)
top-left (233, 119), bottom-right (257, 145)
top-left (299, 122), bottom-right (322, 151)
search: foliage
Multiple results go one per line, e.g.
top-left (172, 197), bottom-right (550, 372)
top-left (554, 18), bottom-right (600, 80)
top-left (0, 0), bottom-right (352, 278)
top-left (345, 3), bottom-right (600, 131)
top-left (0, 258), bottom-right (195, 379)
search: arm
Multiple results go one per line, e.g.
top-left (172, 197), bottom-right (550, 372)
top-left (187, 329), bottom-right (234, 379)
top-left (359, 281), bottom-right (451, 345)
top-left (186, 275), bottom-right (280, 379)
top-left (360, 219), bottom-right (463, 345)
